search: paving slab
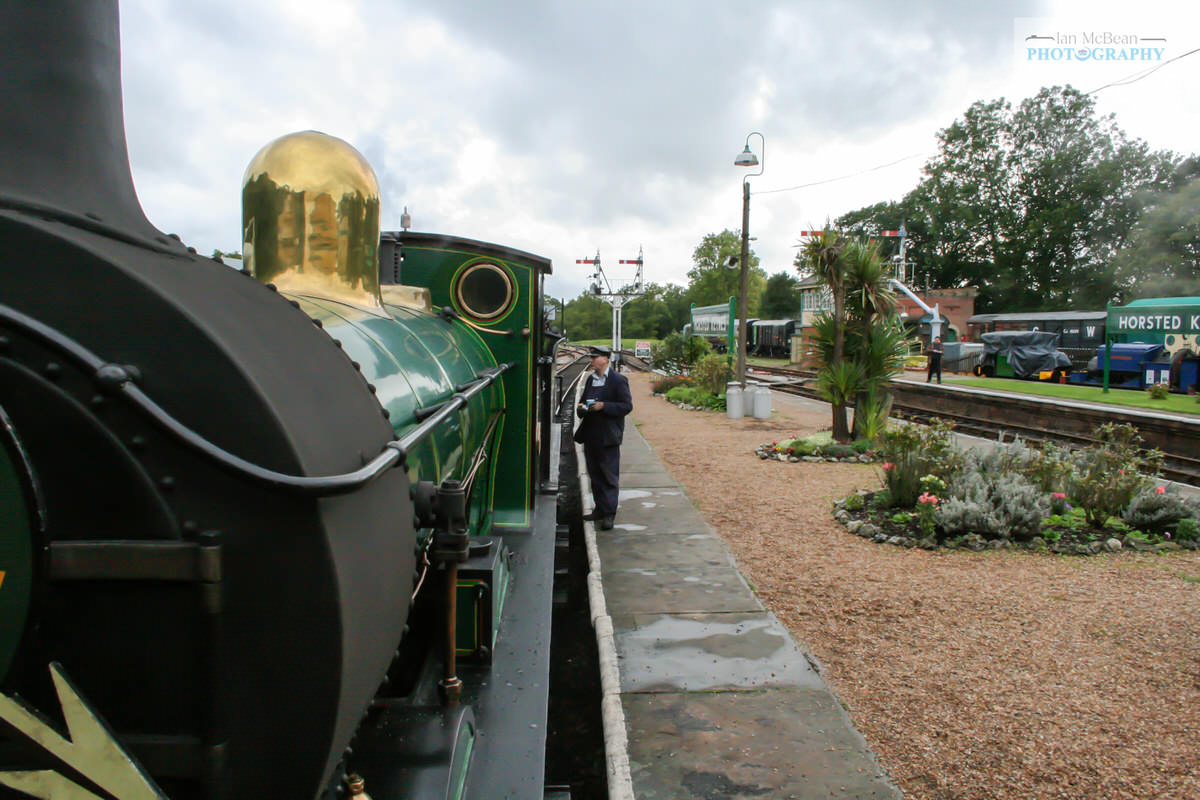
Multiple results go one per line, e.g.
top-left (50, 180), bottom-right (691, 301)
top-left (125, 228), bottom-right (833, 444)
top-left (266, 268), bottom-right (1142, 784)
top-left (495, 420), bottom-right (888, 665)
top-left (596, 532), bottom-right (732, 571)
top-left (601, 564), bottom-right (762, 616)
top-left (612, 611), bottom-right (824, 693)
top-left (611, 488), bottom-right (712, 534)
top-left (578, 422), bottom-right (901, 799)
top-left (618, 469), bottom-right (679, 489)
top-left (623, 689), bottom-right (899, 800)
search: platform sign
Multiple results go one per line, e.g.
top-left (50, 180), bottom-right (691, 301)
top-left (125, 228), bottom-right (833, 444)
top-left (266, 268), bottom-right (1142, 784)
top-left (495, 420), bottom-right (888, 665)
top-left (634, 341), bottom-right (652, 359)
top-left (1108, 305), bottom-right (1200, 335)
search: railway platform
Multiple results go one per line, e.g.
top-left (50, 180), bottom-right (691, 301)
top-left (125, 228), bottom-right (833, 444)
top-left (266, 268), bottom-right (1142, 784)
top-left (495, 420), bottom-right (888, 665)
top-left (577, 428), bottom-right (900, 799)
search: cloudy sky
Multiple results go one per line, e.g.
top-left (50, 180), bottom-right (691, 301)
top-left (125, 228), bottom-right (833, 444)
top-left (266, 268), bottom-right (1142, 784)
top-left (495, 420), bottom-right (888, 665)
top-left (118, 0), bottom-right (1198, 301)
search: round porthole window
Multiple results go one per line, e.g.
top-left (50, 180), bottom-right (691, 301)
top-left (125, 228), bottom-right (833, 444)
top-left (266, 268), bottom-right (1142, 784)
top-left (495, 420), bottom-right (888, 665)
top-left (455, 262), bottom-right (514, 321)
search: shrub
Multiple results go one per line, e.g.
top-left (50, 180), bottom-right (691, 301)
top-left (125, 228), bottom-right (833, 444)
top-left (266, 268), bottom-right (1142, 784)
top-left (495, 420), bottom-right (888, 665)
top-left (850, 439), bottom-right (872, 453)
top-left (1021, 441), bottom-right (1073, 494)
top-left (916, 492), bottom-right (940, 538)
top-left (1122, 485), bottom-right (1195, 533)
top-left (869, 489), bottom-right (893, 510)
top-left (877, 421), bottom-right (963, 507)
top-left (651, 374), bottom-right (690, 395)
top-left (843, 493), bottom-right (865, 512)
top-left (652, 331), bottom-right (711, 374)
top-left (820, 443), bottom-right (857, 459)
top-left (937, 470), bottom-right (1048, 541)
top-left (1066, 423), bottom-right (1162, 527)
top-left (1146, 383), bottom-right (1169, 400)
top-left (1176, 517), bottom-right (1199, 542)
top-left (779, 437), bottom-right (818, 456)
top-left (692, 353), bottom-right (734, 395)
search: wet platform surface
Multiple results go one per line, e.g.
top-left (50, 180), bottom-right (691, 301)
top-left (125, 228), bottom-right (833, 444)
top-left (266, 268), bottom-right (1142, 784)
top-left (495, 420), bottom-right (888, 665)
top-left (580, 427), bottom-right (901, 799)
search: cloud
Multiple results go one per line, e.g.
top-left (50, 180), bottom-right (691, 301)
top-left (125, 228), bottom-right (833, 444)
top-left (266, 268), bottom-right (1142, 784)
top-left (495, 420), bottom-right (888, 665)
top-left (109, 0), bottom-right (1198, 300)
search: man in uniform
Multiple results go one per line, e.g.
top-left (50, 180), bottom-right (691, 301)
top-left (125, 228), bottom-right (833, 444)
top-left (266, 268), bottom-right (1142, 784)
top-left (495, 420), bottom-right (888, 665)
top-left (574, 345), bottom-right (633, 530)
top-left (926, 335), bottom-right (944, 384)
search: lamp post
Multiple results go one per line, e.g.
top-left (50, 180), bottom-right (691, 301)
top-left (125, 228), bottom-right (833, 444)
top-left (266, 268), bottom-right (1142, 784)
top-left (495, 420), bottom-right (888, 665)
top-left (734, 132), bottom-right (764, 386)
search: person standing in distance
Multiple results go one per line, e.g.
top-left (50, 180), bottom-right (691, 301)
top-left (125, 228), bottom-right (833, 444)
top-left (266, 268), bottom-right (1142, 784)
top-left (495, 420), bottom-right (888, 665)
top-left (574, 345), bottom-right (633, 530)
top-left (926, 335), bottom-right (944, 384)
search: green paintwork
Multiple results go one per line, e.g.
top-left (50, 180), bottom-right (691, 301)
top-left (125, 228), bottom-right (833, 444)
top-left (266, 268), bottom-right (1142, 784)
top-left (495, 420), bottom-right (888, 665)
top-left (292, 297), bottom-right (502, 535)
top-left (398, 241), bottom-right (546, 529)
top-left (0, 416), bottom-right (35, 683)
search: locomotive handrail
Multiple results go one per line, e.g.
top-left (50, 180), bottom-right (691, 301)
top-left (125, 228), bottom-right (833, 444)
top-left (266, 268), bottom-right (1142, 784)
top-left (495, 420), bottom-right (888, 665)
top-left (0, 301), bottom-right (512, 496)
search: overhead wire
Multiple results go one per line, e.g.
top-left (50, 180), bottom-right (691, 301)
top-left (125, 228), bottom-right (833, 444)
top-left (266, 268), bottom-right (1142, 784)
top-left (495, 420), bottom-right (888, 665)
top-left (1086, 46), bottom-right (1200, 95)
top-left (751, 152), bottom-right (928, 196)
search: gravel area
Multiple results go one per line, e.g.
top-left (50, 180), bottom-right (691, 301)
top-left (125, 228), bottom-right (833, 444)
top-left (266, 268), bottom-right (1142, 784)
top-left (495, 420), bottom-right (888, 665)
top-left (627, 372), bottom-right (1200, 800)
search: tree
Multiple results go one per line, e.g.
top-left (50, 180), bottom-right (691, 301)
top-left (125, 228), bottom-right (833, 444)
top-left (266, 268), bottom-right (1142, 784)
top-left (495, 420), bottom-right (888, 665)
top-left (836, 85), bottom-right (1186, 311)
top-left (760, 272), bottom-right (801, 318)
top-left (563, 292), bottom-right (610, 341)
top-left (686, 229), bottom-right (766, 312)
top-left (797, 229), bottom-right (852, 441)
top-left (1113, 171), bottom-right (1200, 299)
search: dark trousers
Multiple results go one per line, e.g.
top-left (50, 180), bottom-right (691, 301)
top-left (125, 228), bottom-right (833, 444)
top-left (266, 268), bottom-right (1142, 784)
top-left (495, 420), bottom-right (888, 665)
top-left (927, 356), bottom-right (942, 383)
top-left (583, 443), bottom-right (621, 517)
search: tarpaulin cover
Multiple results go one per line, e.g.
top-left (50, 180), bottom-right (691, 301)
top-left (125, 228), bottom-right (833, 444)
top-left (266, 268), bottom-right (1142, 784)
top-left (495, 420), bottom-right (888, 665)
top-left (980, 330), bottom-right (1071, 378)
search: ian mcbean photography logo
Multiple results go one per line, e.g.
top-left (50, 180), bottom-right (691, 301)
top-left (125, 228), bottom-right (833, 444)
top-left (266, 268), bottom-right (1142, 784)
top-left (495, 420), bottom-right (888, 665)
top-left (1024, 29), bottom-right (1166, 62)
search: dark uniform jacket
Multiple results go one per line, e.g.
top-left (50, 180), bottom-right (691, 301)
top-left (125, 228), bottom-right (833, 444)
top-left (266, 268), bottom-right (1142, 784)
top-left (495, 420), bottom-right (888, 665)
top-left (573, 369), bottom-right (633, 446)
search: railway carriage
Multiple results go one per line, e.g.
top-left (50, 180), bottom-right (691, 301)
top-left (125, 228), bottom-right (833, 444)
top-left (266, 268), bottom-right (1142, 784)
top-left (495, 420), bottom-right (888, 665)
top-left (0, 4), bottom-right (561, 798)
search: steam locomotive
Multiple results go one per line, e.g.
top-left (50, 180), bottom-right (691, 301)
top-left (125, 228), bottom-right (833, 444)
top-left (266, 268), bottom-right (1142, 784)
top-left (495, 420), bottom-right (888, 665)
top-left (0, 3), bottom-right (561, 798)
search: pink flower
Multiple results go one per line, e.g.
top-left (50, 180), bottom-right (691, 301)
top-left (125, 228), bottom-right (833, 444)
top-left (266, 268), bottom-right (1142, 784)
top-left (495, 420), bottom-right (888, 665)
top-left (918, 492), bottom-right (939, 506)
top-left (882, 462), bottom-right (894, 471)
top-left (1155, 486), bottom-right (1166, 494)
top-left (1052, 492), bottom-right (1066, 500)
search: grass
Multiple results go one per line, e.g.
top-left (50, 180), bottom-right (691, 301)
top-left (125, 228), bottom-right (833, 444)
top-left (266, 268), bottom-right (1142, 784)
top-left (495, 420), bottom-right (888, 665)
top-left (949, 377), bottom-right (1200, 416)
top-left (571, 338), bottom-right (662, 350)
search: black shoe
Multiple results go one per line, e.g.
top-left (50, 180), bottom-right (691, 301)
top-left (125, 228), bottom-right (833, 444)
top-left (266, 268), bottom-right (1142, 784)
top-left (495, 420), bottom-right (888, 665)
top-left (599, 517), bottom-right (614, 530)
top-left (582, 511), bottom-right (601, 521)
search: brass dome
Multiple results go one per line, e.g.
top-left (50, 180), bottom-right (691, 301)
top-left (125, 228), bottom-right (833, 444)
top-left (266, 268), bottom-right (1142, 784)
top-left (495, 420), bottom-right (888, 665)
top-left (242, 131), bottom-right (385, 316)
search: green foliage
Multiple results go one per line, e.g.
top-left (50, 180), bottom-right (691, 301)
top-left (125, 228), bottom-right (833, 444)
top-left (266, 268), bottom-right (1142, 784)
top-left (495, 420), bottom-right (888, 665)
top-left (652, 331), bottom-right (711, 374)
top-left (937, 470), bottom-right (1047, 541)
top-left (1065, 423), bottom-right (1163, 527)
top-left (620, 283), bottom-right (694, 339)
top-left (1122, 485), bottom-right (1196, 534)
top-left (687, 230), bottom-right (766, 312)
top-left (891, 512), bottom-right (913, 524)
top-left (664, 385), bottom-right (725, 412)
top-left (665, 385), bottom-right (703, 405)
top-left (819, 443), bottom-right (857, 459)
top-left (843, 493), bottom-right (865, 512)
top-left (878, 421), bottom-right (963, 508)
top-left (1176, 517), bottom-right (1199, 542)
top-left (692, 353), bottom-right (734, 395)
top-left (850, 439), bottom-right (873, 454)
top-left (651, 375), bottom-right (690, 394)
top-left (870, 489), bottom-right (893, 510)
top-left (1146, 383), bottom-right (1170, 400)
top-left (916, 494), bottom-right (939, 538)
top-left (837, 86), bottom-right (1183, 312)
top-left (760, 271), bottom-right (802, 318)
top-left (814, 360), bottom-right (863, 442)
top-left (1113, 165), bottom-right (1200, 299)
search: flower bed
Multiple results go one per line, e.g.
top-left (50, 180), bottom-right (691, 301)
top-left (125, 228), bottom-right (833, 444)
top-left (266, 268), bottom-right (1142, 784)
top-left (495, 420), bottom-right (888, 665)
top-left (829, 421), bottom-right (1200, 555)
top-left (755, 431), bottom-right (878, 463)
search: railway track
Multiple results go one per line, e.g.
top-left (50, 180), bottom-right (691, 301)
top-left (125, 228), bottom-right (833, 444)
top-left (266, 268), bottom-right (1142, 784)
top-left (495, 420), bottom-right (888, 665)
top-left (747, 364), bottom-right (1200, 487)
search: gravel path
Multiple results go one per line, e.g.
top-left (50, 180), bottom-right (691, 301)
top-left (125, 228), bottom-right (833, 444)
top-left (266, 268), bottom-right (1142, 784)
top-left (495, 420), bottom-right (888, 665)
top-left (627, 372), bottom-right (1200, 800)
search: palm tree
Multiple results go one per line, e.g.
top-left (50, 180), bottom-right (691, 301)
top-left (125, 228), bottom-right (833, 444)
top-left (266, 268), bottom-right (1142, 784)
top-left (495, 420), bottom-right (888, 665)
top-left (797, 229), bottom-right (852, 440)
top-left (841, 241), bottom-right (900, 438)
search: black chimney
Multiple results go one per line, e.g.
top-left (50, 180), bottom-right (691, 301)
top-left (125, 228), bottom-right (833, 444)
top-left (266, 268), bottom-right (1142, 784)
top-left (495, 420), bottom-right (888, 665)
top-left (0, 0), bottom-right (166, 244)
